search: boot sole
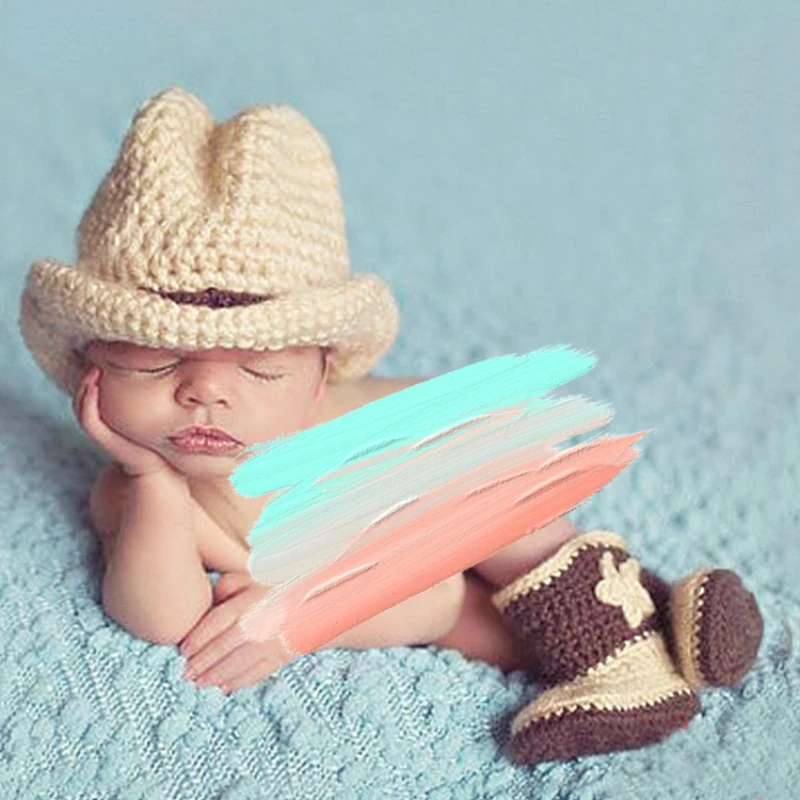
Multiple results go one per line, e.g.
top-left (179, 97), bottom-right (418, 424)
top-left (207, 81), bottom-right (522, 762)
top-left (510, 688), bottom-right (700, 764)
top-left (508, 633), bottom-right (700, 764)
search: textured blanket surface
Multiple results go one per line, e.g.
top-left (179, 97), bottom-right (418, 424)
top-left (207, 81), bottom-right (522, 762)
top-left (1, 2), bottom-right (799, 798)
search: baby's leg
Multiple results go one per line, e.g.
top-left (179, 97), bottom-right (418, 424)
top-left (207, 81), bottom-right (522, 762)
top-left (430, 518), bottom-right (581, 672)
top-left (321, 572), bottom-right (467, 651)
top-left (431, 570), bottom-right (529, 672)
top-left (470, 516), bottom-right (580, 590)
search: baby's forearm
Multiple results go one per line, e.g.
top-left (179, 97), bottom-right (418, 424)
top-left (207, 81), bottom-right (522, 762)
top-left (102, 469), bottom-right (212, 644)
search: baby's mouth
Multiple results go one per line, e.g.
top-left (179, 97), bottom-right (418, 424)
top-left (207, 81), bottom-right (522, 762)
top-left (168, 426), bottom-right (244, 454)
top-left (168, 435), bottom-right (243, 455)
top-left (171, 424), bottom-right (241, 442)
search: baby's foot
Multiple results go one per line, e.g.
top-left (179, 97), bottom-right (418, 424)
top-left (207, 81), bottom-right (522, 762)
top-left (670, 569), bottom-right (763, 690)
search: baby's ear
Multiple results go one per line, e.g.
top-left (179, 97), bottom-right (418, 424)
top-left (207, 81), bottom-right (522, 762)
top-left (317, 347), bottom-right (335, 387)
top-left (71, 346), bottom-right (87, 368)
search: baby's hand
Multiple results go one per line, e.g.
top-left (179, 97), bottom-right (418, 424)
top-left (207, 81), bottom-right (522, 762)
top-left (179, 573), bottom-right (293, 693)
top-left (72, 365), bottom-right (176, 478)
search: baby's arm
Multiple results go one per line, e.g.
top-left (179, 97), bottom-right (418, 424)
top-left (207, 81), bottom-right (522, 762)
top-left (90, 464), bottom-right (212, 645)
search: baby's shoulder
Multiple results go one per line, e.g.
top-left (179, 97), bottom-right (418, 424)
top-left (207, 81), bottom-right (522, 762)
top-left (336, 376), bottom-right (430, 415)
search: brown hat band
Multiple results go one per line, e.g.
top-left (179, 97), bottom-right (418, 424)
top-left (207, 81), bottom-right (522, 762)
top-left (139, 286), bottom-right (275, 308)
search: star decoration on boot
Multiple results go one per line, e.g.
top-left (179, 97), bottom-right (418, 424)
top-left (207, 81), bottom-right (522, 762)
top-left (594, 552), bottom-right (656, 628)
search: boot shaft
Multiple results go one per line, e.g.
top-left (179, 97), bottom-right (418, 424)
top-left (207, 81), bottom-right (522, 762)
top-left (492, 531), bottom-right (662, 685)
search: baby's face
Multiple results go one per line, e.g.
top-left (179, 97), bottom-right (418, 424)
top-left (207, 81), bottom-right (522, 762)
top-left (81, 340), bottom-right (333, 477)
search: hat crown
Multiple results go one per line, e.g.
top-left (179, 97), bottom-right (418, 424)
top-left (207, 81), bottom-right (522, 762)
top-left (76, 86), bottom-right (350, 296)
top-left (20, 87), bottom-right (401, 398)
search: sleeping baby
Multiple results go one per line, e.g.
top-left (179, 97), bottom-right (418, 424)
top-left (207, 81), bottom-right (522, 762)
top-left (19, 86), bottom-right (764, 766)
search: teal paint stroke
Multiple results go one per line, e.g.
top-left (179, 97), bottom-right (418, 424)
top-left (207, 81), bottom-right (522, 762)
top-left (229, 345), bottom-right (616, 582)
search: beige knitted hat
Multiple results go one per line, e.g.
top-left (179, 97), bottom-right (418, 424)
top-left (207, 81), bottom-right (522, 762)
top-left (18, 86), bottom-right (400, 397)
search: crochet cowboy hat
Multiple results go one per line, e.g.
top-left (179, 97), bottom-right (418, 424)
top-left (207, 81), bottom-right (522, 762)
top-left (18, 86), bottom-right (400, 397)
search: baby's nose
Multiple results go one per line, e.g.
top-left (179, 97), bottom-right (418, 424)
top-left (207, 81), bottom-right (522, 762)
top-left (175, 364), bottom-right (232, 406)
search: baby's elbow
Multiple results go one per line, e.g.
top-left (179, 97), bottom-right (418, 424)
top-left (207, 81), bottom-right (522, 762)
top-left (101, 582), bottom-right (212, 647)
top-left (101, 600), bottom-right (179, 646)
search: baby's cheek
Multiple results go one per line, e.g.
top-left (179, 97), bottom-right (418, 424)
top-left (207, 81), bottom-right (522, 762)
top-left (100, 384), bottom-right (167, 437)
top-left (95, 383), bottom-right (125, 424)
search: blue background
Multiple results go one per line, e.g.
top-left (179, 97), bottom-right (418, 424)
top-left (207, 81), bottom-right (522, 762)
top-left (1, 2), bottom-right (798, 798)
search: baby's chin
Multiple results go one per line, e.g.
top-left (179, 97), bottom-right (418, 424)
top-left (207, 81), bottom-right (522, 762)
top-left (157, 433), bottom-right (284, 479)
top-left (162, 446), bottom-right (251, 478)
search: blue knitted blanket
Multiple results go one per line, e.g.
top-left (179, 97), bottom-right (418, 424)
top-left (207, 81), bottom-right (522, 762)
top-left (1, 1), bottom-right (799, 797)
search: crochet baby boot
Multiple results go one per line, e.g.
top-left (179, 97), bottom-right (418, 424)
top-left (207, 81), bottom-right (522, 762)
top-left (669, 569), bottom-right (763, 689)
top-left (639, 567), bottom-right (763, 689)
top-left (491, 531), bottom-right (700, 765)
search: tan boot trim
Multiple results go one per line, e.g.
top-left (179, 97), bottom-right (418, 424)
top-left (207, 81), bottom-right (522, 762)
top-left (491, 530), bottom-right (629, 612)
top-left (670, 569), bottom-right (712, 690)
top-left (510, 632), bottom-right (694, 736)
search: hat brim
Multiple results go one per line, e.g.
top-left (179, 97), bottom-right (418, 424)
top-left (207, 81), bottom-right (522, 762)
top-left (19, 258), bottom-right (400, 397)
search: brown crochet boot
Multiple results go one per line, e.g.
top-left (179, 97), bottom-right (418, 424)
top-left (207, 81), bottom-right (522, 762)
top-left (639, 567), bottom-right (763, 689)
top-left (491, 531), bottom-right (700, 765)
top-left (669, 569), bottom-right (763, 689)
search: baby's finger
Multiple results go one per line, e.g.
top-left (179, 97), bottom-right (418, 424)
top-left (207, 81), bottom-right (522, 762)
top-left (80, 374), bottom-right (131, 455)
top-left (186, 624), bottom-right (248, 680)
top-left (78, 378), bottom-right (110, 446)
top-left (193, 642), bottom-right (263, 689)
top-left (71, 369), bottom-right (95, 421)
top-left (74, 367), bottom-right (96, 413)
top-left (213, 572), bottom-right (253, 604)
top-left (180, 601), bottom-right (242, 659)
top-left (222, 647), bottom-right (288, 692)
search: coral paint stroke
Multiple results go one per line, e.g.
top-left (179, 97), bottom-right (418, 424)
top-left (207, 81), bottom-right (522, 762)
top-left (228, 346), bottom-right (649, 655)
